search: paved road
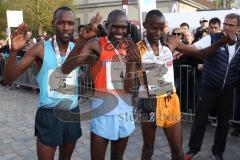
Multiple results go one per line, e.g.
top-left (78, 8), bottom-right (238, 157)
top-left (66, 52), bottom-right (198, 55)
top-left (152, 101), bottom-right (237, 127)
top-left (0, 85), bottom-right (239, 160)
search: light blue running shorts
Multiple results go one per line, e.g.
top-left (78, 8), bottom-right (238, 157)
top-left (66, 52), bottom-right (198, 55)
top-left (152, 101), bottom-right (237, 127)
top-left (90, 111), bottom-right (135, 140)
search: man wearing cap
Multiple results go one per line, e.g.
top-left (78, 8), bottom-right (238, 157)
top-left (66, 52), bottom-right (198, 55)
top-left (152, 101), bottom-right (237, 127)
top-left (199, 17), bottom-right (208, 30)
top-left (194, 18), bottom-right (209, 42)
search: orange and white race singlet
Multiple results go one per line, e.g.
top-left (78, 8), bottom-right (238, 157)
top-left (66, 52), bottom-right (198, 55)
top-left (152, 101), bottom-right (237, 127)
top-left (90, 37), bottom-right (132, 116)
top-left (91, 37), bottom-right (127, 94)
top-left (137, 38), bottom-right (176, 97)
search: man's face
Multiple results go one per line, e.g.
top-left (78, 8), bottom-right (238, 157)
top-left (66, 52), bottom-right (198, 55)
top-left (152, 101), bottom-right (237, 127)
top-left (184, 32), bottom-right (193, 44)
top-left (79, 27), bottom-right (84, 36)
top-left (27, 31), bottom-right (32, 37)
top-left (181, 26), bottom-right (189, 33)
top-left (107, 15), bottom-right (128, 43)
top-left (223, 18), bottom-right (240, 35)
top-left (53, 10), bottom-right (75, 43)
top-left (0, 40), bottom-right (4, 48)
top-left (172, 29), bottom-right (182, 40)
top-left (200, 21), bottom-right (208, 28)
top-left (208, 23), bottom-right (221, 34)
top-left (144, 16), bottom-right (165, 43)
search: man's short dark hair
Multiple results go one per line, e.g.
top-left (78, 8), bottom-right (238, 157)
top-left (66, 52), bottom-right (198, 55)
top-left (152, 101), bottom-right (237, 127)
top-left (209, 17), bottom-right (221, 27)
top-left (145, 10), bottom-right (165, 23)
top-left (180, 22), bottom-right (189, 29)
top-left (107, 10), bottom-right (127, 23)
top-left (78, 25), bottom-right (84, 33)
top-left (225, 13), bottom-right (240, 26)
top-left (53, 6), bottom-right (74, 22)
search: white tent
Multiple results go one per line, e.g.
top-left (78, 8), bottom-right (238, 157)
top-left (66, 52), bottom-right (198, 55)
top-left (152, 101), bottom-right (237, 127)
top-left (164, 9), bottom-right (240, 31)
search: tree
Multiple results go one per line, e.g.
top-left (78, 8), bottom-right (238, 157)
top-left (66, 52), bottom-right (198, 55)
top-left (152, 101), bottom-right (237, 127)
top-left (6, 0), bottom-right (73, 36)
top-left (0, 0), bottom-right (7, 39)
top-left (212, 0), bottom-right (235, 9)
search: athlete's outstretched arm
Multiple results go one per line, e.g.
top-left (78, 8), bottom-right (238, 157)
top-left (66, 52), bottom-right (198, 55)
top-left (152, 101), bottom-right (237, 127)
top-left (168, 33), bottom-right (236, 60)
top-left (61, 12), bottom-right (102, 74)
top-left (61, 39), bottom-right (101, 74)
top-left (3, 23), bottom-right (42, 85)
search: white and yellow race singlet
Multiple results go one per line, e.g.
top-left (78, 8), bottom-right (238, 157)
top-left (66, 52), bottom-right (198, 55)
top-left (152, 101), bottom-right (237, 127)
top-left (137, 38), bottom-right (176, 97)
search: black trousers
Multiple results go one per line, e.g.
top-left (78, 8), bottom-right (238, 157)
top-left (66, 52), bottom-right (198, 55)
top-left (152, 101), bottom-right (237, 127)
top-left (233, 86), bottom-right (240, 127)
top-left (188, 86), bottom-right (234, 155)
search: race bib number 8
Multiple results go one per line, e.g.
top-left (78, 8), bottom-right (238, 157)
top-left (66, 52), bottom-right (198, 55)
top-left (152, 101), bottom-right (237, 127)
top-left (106, 62), bottom-right (126, 90)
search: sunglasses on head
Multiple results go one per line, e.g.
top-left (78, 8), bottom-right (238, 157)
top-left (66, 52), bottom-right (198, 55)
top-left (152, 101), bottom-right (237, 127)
top-left (172, 33), bottom-right (181, 36)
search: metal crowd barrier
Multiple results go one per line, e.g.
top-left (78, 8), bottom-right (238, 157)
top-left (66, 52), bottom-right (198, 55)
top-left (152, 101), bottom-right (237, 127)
top-left (175, 65), bottom-right (240, 124)
top-left (175, 65), bottom-right (196, 122)
top-left (0, 58), bottom-right (239, 124)
top-left (0, 57), bottom-right (39, 88)
top-left (13, 60), bottom-right (39, 89)
top-left (78, 64), bottom-right (94, 101)
top-left (0, 58), bottom-right (4, 82)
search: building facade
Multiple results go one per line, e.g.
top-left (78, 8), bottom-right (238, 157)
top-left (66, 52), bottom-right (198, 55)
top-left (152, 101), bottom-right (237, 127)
top-left (234, 0), bottom-right (240, 8)
top-left (73, 0), bottom-right (214, 25)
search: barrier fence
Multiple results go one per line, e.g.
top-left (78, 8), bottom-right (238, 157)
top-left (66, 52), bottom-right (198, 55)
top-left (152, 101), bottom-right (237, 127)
top-left (13, 58), bottom-right (39, 89)
top-left (0, 58), bottom-right (4, 82)
top-left (0, 58), bottom-right (239, 124)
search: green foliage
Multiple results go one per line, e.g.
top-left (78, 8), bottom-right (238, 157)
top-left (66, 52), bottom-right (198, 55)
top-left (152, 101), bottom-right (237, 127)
top-left (0, 34), bottom-right (6, 40)
top-left (212, 0), bottom-right (235, 9)
top-left (5, 0), bottom-right (74, 35)
top-left (0, 0), bottom-right (7, 39)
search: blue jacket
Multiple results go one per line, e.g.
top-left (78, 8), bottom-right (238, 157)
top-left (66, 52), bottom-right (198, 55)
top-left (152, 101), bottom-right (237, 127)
top-left (201, 33), bottom-right (240, 89)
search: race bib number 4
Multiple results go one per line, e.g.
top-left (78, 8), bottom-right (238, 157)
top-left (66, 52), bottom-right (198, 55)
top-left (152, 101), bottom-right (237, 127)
top-left (106, 62), bottom-right (126, 90)
top-left (48, 69), bottom-right (76, 98)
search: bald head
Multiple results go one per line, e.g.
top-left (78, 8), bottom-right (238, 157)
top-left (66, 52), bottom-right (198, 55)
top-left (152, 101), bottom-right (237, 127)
top-left (107, 10), bottom-right (127, 24)
top-left (145, 9), bottom-right (165, 24)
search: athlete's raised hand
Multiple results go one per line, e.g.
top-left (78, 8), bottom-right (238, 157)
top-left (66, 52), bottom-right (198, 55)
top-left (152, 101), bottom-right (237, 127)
top-left (80, 12), bottom-right (102, 39)
top-left (11, 23), bottom-right (28, 52)
top-left (220, 32), bottom-right (237, 45)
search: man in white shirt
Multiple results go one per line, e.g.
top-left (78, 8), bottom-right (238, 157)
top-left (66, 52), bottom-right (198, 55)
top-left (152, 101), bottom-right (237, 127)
top-left (184, 13), bottom-right (240, 160)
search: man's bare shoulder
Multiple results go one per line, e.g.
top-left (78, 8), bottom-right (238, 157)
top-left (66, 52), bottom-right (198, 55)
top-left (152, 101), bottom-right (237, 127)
top-left (25, 41), bottom-right (44, 60)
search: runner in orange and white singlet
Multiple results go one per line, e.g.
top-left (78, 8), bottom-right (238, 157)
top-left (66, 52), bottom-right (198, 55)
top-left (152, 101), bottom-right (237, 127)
top-left (62, 10), bottom-right (140, 160)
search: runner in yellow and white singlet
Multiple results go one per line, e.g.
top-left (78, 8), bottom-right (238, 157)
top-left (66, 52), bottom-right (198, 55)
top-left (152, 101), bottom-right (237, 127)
top-left (135, 9), bottom-right (236, 160)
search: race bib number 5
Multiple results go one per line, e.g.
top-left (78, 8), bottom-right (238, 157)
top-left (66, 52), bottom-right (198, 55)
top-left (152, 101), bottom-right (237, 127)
top-left (48, 69), bottom-right (76, 98)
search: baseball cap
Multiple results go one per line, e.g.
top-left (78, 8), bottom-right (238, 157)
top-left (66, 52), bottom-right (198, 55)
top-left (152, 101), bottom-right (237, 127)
top-left (200, 17), bottom-right (208, 23)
